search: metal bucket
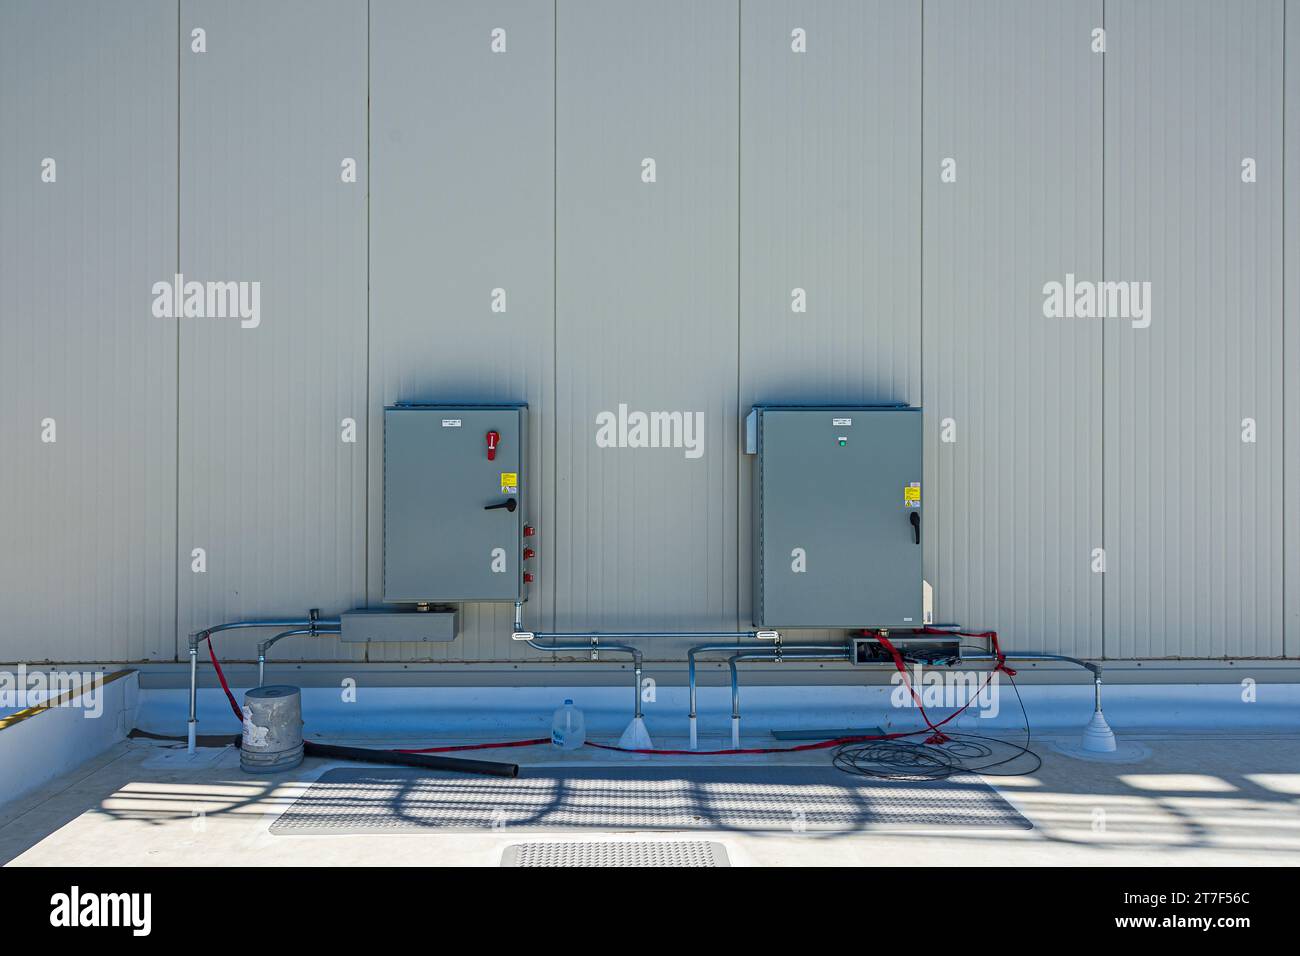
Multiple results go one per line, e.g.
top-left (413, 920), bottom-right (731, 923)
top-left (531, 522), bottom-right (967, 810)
top-left (240, 684), bottom-right (304, 773)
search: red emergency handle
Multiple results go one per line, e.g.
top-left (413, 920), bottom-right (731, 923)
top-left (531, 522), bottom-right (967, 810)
top-left (486, 431), bottom-right (500, 461)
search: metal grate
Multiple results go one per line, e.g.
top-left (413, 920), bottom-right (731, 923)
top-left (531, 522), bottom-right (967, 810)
top-left (501, 841), bottom-right (729, 867)
top-left (269, 766), bottom-right (1031, 834)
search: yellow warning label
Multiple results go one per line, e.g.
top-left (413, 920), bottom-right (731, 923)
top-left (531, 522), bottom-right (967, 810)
top-left (500, 472), bottom-right (518, 494)
top-left (904, 483), bottom-right (921, 508)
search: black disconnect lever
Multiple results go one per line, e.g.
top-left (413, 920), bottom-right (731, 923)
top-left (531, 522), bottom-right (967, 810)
top-left (909, 511), bottom-right (920, 544)
top-left (485, 499), bottom-right (517, 513)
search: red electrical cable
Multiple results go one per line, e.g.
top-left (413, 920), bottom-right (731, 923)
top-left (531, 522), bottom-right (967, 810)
top-left (583, 730), bottom-right (922, 756)
top-left (865, 628), bottom-right (1002, 744)
top-left (911, 625), bottom-right (1017, 676)
top-left (203, 635), bottom-right (245, 722)
top-left (872, 630), bottom-right (951, 743)
top-left (395, 726), bottom-right (936, 758)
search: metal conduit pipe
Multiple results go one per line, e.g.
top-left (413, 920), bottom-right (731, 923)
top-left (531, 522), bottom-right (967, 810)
top-left (528, 631), bottom-right (770, 640)
top-left (686, 643), bottom-right (848, 749)
top-left (725, 650), bottom-right (853, 748)
top-left (512, 601), bottom-right (780, 734)
top-left (960, 651), bottom-right (1107, 737)
top-left (922, 633), bottom-right (1108, 713)
top-left (257, 626), bottom-right (342, 686)
top-left (959, 651), bottom-right (1100, 677)
top-left (523, 637), bottom-right (645, 721)
top-left (187, 614), bottom-right (341, 753)
top-left (192, 618), bottom-right (340, 642)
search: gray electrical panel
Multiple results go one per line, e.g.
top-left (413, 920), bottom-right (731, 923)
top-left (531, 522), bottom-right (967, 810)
top-left (750, 405), bottom-right (923, 628)
top-left (383, 404), bottom-right (527, 603)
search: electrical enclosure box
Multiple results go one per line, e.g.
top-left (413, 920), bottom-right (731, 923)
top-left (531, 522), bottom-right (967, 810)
top-left (340, 608), bottom-right (458, 643)
top-left (383, 404), bottom-right (526, 603)
top-left (750, 405), bottom-right (923, 628)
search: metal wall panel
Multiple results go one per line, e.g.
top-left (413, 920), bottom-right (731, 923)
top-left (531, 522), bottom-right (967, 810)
top-left (1104, 0), bottom-right (1285, 658)
top-left (177, 0), bottom-right (368, 661)
top-left (1286, 0), bottom-right (1299, 657)
top-left (2, 0), bottom-right (1296, 667)
top-left (738, 0), bottom-right (921, 636)
top-left (555, 0), bottom-right (739, 642)
top-left (368, 0), bottom-right (555, 661)
top-left (923, 0), bottom-right (1104, 656)
top-left (0, 1), bottom-right (177, 662)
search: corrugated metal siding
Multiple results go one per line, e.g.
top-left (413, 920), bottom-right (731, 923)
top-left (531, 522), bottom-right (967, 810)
top-left (1103, 0), bottom-right (1285, 658)
top-left (177, 0), bottom-right (369, 661)
top-left (922, 0), bottom-right (1104, 656)
top-left (0, 1), bottom-right (177, 662)
top-left (554, 0), bottom-right (739, 643)
top-left (738, 0), bottom-right (921, 637)
top-left (367, 0), bottom-right (555, 661)
top-left (1286, 0), bottom-right (1299, 657)
top-left (1, 0), bottom-right (1297, 665)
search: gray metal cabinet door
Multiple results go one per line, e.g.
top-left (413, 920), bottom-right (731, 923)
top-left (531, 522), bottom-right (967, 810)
top-left (383, 408), bottom-right (523, 603)
top-left (758, 409), bottom-right (922, 628)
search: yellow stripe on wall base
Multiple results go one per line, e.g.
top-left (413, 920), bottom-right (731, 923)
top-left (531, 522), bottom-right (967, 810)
top-left (0, 669), bottom-right (134, 732)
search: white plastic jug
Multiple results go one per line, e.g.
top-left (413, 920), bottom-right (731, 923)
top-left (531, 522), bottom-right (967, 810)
top-left (551, 698), bottom-right (586, 751)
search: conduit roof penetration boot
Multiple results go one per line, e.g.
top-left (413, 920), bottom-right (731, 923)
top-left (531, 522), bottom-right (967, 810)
top-left (1081, 710), bottom-right (1117, 753)
top-left (618, 716), bottom-right (654, 751)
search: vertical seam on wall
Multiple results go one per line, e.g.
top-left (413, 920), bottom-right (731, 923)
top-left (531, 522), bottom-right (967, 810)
top-left (551, 0), bottom-right (558, 639)
top-left (1282, 0), bottom-right (1288, 657)
top-left (173, 0), bottom-right (182, 662)
top-left (918, 1), bottom-right (925, 621)
top-left (365, 0), bottom-right (372, 663)
top-left (736, 0), bottom-right (742, 631)
top-left (1100, 0), bottom-right (1107, 660)
top-left (919, 0), bottom-right (924, 413)
top-left (365, 1), bottom-right (371, 596)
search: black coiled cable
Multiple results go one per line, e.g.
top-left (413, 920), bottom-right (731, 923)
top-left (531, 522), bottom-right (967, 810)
top-left (832, 658), bottom-right (1043, 781)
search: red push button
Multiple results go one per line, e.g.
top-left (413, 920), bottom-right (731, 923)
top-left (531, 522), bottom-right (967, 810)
top-left (522, 548), bottom-right (536, 560)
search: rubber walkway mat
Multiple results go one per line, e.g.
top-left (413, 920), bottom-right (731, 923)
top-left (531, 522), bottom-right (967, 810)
top-left (501, 841), bottom-right (730, 867)
top-left (269, 766), bottom-right (1031, 834)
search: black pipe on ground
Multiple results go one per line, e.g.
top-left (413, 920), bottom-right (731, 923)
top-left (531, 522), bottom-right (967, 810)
top-left (302, 740), bottom-right (519, 778)
top-left (131, 728), bottom-right (521, 778)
